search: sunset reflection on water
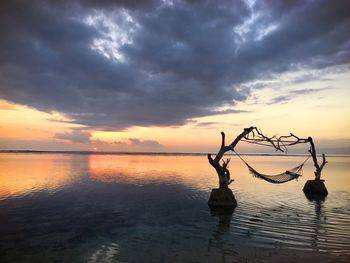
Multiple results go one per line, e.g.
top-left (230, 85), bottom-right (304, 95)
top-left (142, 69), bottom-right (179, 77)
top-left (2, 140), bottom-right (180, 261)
top-left (1, 153), bottom-right (349, 200)
top-left (88, 154), bottom-right (350, 195)
top-left (0, 153), bottom-right (349, 262)
top-left (0, 154), bottom-right (79, 199)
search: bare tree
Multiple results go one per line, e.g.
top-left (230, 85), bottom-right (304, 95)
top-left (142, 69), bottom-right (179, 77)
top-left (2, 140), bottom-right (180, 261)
top-left (242, 128), bottom-right (327, 180)
top-left (208, 127), bottom-right (327, 190)
top-left (307, 137), bottom-right (327, 180)
top-left (208, 127), bottom-right (255, 189)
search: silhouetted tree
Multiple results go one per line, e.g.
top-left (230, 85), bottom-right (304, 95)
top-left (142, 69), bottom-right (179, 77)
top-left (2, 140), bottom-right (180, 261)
top-left (243, 129), bottom-right (327, 180)
top-left (208, 127), bottom-right (327, 190)
top-left (207, 127), bottom-right (254, 189)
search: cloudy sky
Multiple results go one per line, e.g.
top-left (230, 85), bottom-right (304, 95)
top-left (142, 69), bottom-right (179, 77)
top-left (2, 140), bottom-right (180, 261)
top-left (0, 0), bottom-right (349, 153)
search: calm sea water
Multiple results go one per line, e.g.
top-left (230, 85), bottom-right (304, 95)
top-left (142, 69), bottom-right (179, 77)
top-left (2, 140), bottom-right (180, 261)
top-left (0, 153), bottom-right (349, 262)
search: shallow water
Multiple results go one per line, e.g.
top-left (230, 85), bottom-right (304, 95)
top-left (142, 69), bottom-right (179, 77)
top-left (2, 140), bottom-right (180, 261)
top-left (0, 153), bottom-right (349, 262)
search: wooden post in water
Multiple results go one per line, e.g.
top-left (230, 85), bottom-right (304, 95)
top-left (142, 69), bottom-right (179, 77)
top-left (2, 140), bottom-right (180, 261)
top-left (303, 137), bottom-right (328, 198)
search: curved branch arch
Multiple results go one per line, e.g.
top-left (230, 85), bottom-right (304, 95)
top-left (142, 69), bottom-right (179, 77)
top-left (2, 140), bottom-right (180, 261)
top-left (208, 127), bottom-right (327, 189)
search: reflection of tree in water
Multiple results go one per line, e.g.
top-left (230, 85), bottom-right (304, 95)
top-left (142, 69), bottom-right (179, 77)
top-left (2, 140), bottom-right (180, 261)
top-left (305, 194), bottom-right (326, 252)
top-left (207, 207), bottom-right (237, 262)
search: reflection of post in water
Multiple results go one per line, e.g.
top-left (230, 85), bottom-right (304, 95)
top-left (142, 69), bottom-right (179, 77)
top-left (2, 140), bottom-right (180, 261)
top-left (210, 207), bottom-right (234, 228)
top-left (305, 194), bottom-right (325, 252)
top-left (208, 207), bottom-right (237, 261)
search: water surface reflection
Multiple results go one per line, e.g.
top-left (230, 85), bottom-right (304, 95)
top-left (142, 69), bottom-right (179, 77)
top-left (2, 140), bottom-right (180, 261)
top-left (0, 153), bottom-right (349, 262)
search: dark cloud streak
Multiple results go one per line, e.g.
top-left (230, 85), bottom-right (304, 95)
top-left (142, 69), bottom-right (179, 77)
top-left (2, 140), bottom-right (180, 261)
top-left (268, 86), bottom-right (333, 105)
top-left (129, 138), bottom-right (163, 148)
top-left (54, 129), bottom-right (91, 143)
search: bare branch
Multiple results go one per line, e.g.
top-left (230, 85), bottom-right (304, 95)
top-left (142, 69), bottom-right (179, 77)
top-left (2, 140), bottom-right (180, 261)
top-left (220, 131), bottom-right (225, 149)
top-left (240, 128), bottom-right (328, 180)
top-left (229, 127), bottom-right (255, 150)
top-left (208, 127), bottom-right (255, 188)
top-left (319, 153), bottom-right (327, 171)
top-left (222, 158), bottom-right (231, 169)
top-left (209, 126), bottom-right (328, 186)
top-left (242, 128), bottom-right (309, 152)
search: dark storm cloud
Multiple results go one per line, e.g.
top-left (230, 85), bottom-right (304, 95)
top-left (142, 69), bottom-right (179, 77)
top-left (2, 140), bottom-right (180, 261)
top-left (0, 0), bottom-right (349, 130)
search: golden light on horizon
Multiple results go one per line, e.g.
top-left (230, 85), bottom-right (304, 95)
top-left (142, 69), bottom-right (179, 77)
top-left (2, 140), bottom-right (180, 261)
top-left (1, 69), bottom-right (350, 156)
top-left (0, 99), bottom-right (81, 140)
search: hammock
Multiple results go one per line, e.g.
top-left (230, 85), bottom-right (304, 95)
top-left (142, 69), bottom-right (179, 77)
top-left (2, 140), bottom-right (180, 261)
top-left (246, 163), bottom-right (303, 184)
top-left (233, 150), bottom-right (310, 184)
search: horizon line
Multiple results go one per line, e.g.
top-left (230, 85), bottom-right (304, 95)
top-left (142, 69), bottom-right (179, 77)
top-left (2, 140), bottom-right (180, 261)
top-left (0, 149), bottom-right (348, 157)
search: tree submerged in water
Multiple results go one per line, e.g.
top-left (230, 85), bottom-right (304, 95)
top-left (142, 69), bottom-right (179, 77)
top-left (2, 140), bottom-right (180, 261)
top-left (207, 127), bottom-right (255, 208)
top-left (242, 129), bottom-right (328, 182)
top-left (207, 127), bottom-right (328, 207)
top-left (207, 127), bottom-right (255, 189)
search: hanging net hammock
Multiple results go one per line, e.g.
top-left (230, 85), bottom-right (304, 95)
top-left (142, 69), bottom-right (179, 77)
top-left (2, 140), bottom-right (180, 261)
top-left (233, 150), bottom-right (310, 184)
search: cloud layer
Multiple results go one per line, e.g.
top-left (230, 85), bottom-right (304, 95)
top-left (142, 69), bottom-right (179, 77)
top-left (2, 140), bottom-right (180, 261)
top-left (0, 0), bottom-right (349, 130)
top-left (54, 129), bottom-right (92, 143)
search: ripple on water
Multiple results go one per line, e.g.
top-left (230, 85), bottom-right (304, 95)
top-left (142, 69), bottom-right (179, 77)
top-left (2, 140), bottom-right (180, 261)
top-left (1, 154), bottom-right (350, 261)
top-left (226, 188), bottom-right (350, 254)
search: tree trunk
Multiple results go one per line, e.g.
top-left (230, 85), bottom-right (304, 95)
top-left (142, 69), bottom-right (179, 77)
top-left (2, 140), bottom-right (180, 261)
top-left (208, 127), bottom-right (254, 189)
top-left (308, 137), bottom-right (327, 180)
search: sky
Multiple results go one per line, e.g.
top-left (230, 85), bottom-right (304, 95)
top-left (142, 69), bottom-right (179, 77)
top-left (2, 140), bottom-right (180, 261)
top-left (0, 0), bottom-right (349, 154)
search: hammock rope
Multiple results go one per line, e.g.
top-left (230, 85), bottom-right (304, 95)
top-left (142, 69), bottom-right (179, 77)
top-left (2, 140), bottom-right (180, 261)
top-left (233, 150), bottom-right (311, 184)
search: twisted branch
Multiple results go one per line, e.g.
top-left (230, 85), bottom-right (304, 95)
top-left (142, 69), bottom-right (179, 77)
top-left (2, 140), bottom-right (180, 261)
top-left (242, 127), bottom-right (309, 152)
top-left (241, 128), bottom-right (327, 180)
top-left (208, 127), bottom-right (255, 188)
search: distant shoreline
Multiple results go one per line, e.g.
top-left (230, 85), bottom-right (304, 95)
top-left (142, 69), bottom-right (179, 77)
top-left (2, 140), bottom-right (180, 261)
top-left (0, 150), bottom-right (348, 157)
